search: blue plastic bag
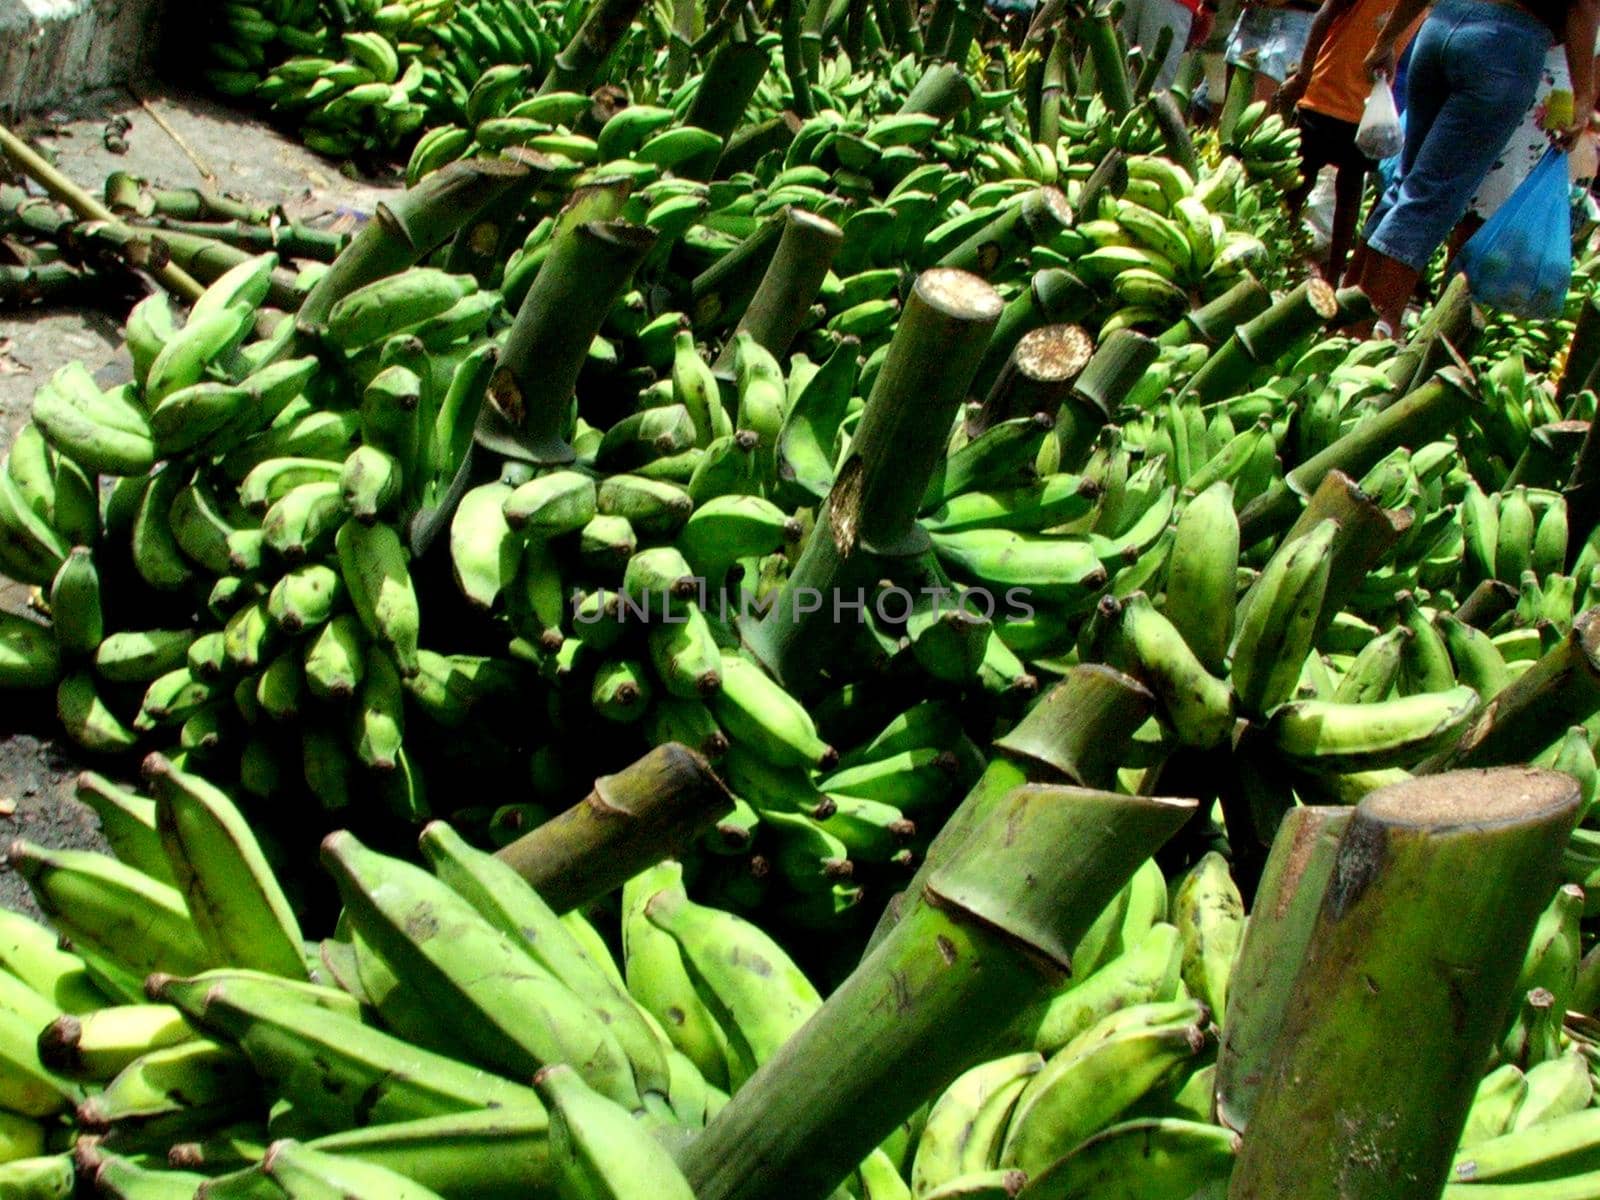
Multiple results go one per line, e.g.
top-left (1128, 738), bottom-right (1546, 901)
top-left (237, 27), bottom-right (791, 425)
top-left (1456, 146), bottom-right (1574, 320)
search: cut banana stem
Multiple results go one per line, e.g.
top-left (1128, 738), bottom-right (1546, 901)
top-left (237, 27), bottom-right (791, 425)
top-left (494, 742), bottom-right (733, 911)
top-left (478, 220), bottom-right (657, 465)
top-left (1160, 275), bottom-right (1272, 348)
top-left (1422, 609), bottom-right (1600, 772)
top-left (690, 215), bottom-right (787, 332)
top-left (1507, 419), bottom-right (1588, 491)
top-left (1216, 805), bottom-right (1351, 1134)
top-left (971, 268), bottom-right (1098, 399)
top-left (974, 323), bottom-right (1093, 436)
top-left (743, 268), bottom-right (1003, 694)
top-left (872, 665), bottom-right (1158, 954)
top-left (1235, 278), bottom-right (1340, 364)
top-left (1071, 146), bottom-right (1128, 225)
top-left (1231, 768), bottom-right (1582, 1200)
top-left (1071, 329), bottom-right (1160, 428)
top-left (1080, 10), bottom-right (1132, 118)
top-left (298, 158), bottom-right (529, 334)
top-left (713, 208), bottom-right (843, 372)
top-left (0, 121), bottom-right (204, 301)
top-left (1563, 417), bottom-right (1600, 559)
top-left (1280, 469), bottom-right (1410, 641)
top-left (896, 60), bottom-right (974, 119)
top-left (1455, 578), bottom-right (1518, 629)
top-left (1239, 365), bottom-right (1476, 545)
top-left (937, 187), bottom-right (1073, 279)
top-left (538, 0), bottom-right (649, 94)
top-left (681, 784), bottom-right (1196, 1200)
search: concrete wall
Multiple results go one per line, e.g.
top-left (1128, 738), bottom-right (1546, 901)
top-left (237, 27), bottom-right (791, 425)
top-left (1, 0), bottom-right (168, 117)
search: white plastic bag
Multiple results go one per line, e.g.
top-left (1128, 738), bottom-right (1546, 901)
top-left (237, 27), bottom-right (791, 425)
top-left (1356, 75), bottom-right (1404, 160)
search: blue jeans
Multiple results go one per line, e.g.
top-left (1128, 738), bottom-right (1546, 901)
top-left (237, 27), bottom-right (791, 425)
top-left (1364, 0), bottom-right (1552, 270)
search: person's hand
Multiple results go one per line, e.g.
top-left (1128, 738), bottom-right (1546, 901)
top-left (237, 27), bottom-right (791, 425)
top-left (1553, 118), bottom-right (1588, 151)
top-left (1276, 69), bottom-right (1309, 112)
top-left (1187, 7), bottom-right (1215, 48)
top-left (1364, 43), bottom-right (1396, 82)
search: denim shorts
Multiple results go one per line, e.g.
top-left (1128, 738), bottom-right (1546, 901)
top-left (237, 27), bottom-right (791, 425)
top-left (1225, 6), bottom-right (1316, 82)
top-left (1364, 0), bottom-right (1553, 270)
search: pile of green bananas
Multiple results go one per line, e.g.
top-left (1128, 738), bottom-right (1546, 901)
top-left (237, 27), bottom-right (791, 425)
top-left (208, 0), bottom-right (564, 156)
top-left (907, 846), bottom-right (1600, 1200)
top-left (0, 749), bottom-right (1591, 1199)
top-left (0, 751), bottom-right (929, 1197)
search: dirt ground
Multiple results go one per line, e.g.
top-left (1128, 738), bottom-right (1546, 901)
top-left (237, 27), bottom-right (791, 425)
top-left (0, 85), bottom-right (399, 915)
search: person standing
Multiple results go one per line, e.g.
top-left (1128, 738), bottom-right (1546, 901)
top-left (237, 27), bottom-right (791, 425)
top-left (1121, 0), bottom-right (1219, 91)
top-left (1464, 36), bottom-right (1600, 229)
top-left (1276, 0), bottom-right (1425, 281)
top-left (1352, 0), bottom-right (1599, 335)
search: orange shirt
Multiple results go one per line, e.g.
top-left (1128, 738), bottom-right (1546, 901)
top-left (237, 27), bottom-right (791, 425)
top-left (1300, 0), bottom-right (1425, 125)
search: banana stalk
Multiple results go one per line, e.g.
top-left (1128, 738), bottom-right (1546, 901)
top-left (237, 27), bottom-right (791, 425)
top-left (1078, 6), bottom-right (1132, 118)
top-left (1455, 578), bottom-right (1518, 629)
top-left (1560, 290), bottom-right (1600, 403)
top-left (1149, 88), bottom-right (1200, 177)
top-left (1071, 146), bottom-right (1128, 223)
top-left (539, 0), bottom-right (650, 95)
top-left (143, 230), bottom-right (301, 309)
top-left (1235, 278), bottom-right (1341, 364)
top-left (973, 323), bottom-right (1094, 435)
top-left (1068, 330), bottom-right (1159, 462)
top-left (898, 62), bottom-right (978, 120)
top-left (1563, 417), bottom-right (1600, 559)
top-left (1279, 469), bottom-right (1410, 641)
top-left (691, 214), bottom-right (788, 331)
top-left (1231, 768), bottom-right (1582, 1200)
top-left (713, 208), bottom-right (843, 371)
top-left (1160, 276), bottom-right (1272, 348)
top-left (680, 783), bottom-right (1198, 1200)
top-left (780, 0), bottom-right (815, 117)
top-left (1507, 419), bottom-right (1588, 490)
top-left (680, 40), bottom-right (771, 175)
top-left (1422, 609), bottom-right (1600, 772)
top-left (972, 268), bottom-right (1098, 399)
top-left (494, 743), bottom-right (733, 910)
top-left (1385, 274), bottom-right (1476, 398)
top-left (104, 172), bottom-right (275, 225)
top-left (0, 261), bottom-right (99, 305)
top-left (298, 158), bottom-right (529, 334)
top-left (871, 664), bottom-right (1158, 951)
top-left (925, 0), bottom-right (961, 60)
top-left (743, 268), bottom-right (1003, 694)
top-left (477, 220), bottom-right (657, 465)
top-left (130, 215), bottom-right (347, 262)
top-left (938, 188), bottom-right (1074, 278)
top-left (1215, 805), bottom-right (1351, 1133)
top-left (1238, 366), bottom-right (1476, 545)
top-left (1038, 33), bottom-right (1070, 143)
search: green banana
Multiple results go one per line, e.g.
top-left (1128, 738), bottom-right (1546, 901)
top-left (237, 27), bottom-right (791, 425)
top-left (1228, 519), bottom-right (1336, 716)
top-left (145, 752), bottom-right (307, 979)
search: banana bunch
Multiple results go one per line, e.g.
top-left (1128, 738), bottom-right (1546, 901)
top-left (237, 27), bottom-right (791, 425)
top-left (213, 0), bottom-right (566, 155)
top-left (0, 251), bottom-right (532, 826)
top-left (0, 752), bottom-right (944, 1198)
top-left (1218, 101), bottom-right (1303, 193)
top-left (258, 27), bottom-right (437, 157)
top-left (204, 0), bottom-right (332, 99)
top-left (418, 0), bottom-right (559, 121)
